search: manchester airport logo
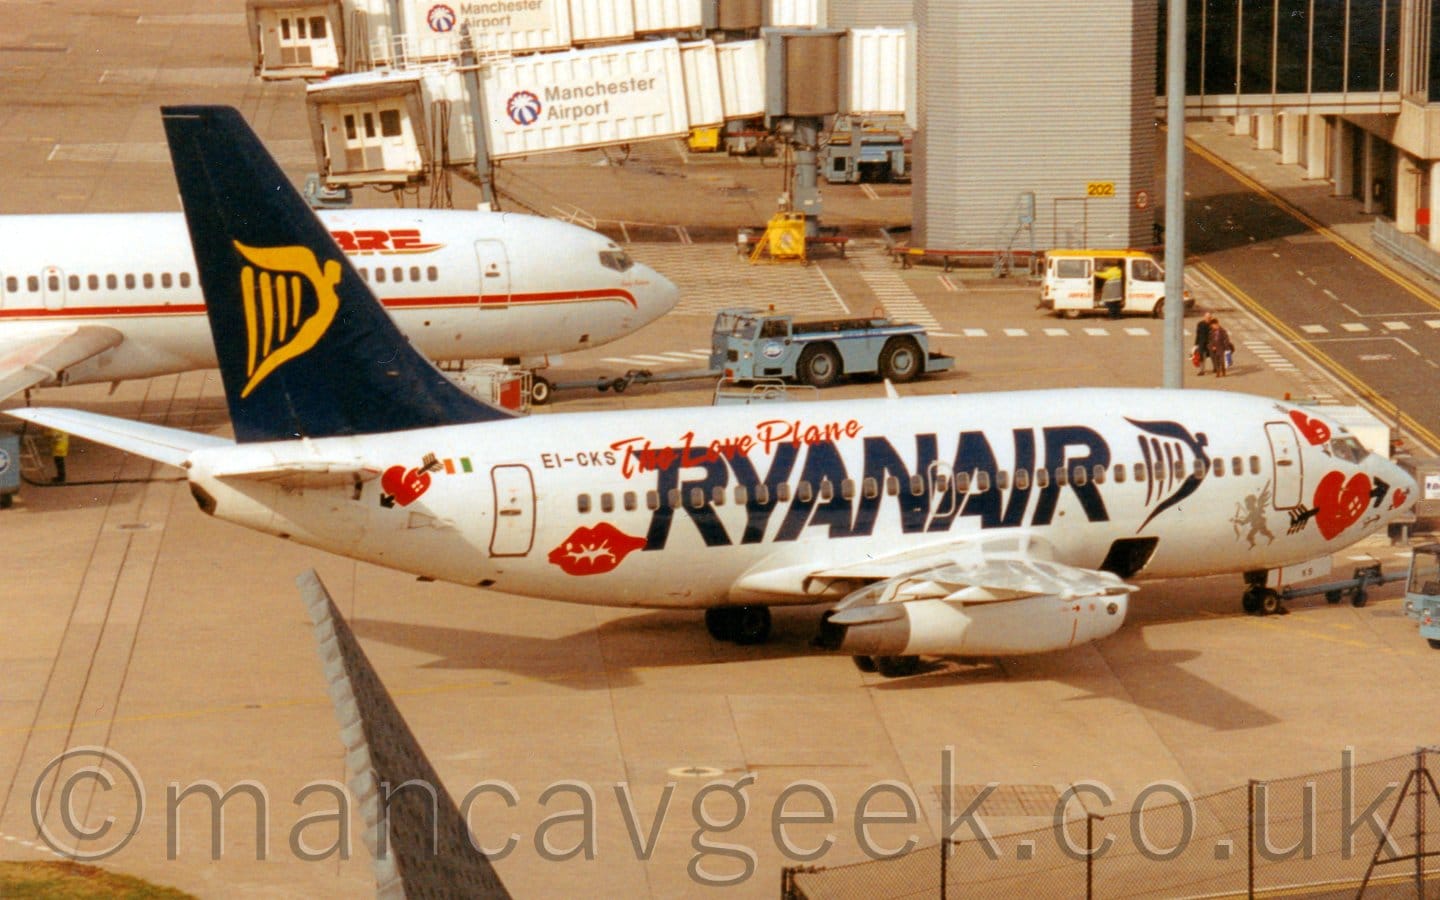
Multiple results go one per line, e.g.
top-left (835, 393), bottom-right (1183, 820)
top-left (506, 90), bottom-right (542, 126)
top-left (234, 241), bottom-right (342, 398)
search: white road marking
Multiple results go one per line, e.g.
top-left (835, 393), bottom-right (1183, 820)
top-left (1340, 323), bottom-right (1370, 332)
top-left (1301, 324), bottom-right (1329, 334)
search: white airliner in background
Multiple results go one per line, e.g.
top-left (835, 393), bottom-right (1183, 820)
top-left (10, 106), bottom-right (1419, 679)
top-left (0, 207), bottom-right (678, 403)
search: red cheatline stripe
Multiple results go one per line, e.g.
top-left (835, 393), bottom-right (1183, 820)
top-left (0, 288), bottom-right (639, 320)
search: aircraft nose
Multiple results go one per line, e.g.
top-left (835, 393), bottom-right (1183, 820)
top-left (632, 262), bottom-right (679, 324)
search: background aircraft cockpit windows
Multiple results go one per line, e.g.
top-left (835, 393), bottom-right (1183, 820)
top-left (1328, 435), bottom-right (1369, 464)
top-left (599, 249), bottom-right (634, 272)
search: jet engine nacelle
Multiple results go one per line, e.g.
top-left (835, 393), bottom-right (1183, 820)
top-left (816, 593), bottom-right (1129, 658)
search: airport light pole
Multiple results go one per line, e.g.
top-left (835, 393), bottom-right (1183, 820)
top-left (1163, 0), bottom-right (1186, 389)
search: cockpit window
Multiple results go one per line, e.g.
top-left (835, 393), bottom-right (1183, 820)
top-left (599, 249), bottom-right (633, 272)
top-left (1328, 435), bottom-right (1369, 464)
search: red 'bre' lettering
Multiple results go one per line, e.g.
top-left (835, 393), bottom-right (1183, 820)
top-left (328, 229), bottom-right (440, 253)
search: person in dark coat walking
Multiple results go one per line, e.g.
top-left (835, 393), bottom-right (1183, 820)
top-left (1193, 312), bottom-right (1214, 375)
top-left (1208, 316), bottom-right (1234, 377)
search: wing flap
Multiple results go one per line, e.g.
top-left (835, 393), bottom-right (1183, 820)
top-left (0, 326), bottom-right (124, 400)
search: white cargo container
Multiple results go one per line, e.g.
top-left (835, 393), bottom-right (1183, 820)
top-left (634, 0), bottom-right (704, 34)
top-left (569, 0), bottom-right (636, 44)
top-left (715, 39), bottom-right (766, 120)
top-left (846, 27), bottom-right (909, 116)
top-left (680, 41), bottom-right (724, 128)
top-left (390, 0), bottom-right (573, 61)
top-left (307, 67), bottom-right (478, 183)
top-left (768, 0), bottom-right (826, 28)
top-left (481, 40), bottom-right (689, 159)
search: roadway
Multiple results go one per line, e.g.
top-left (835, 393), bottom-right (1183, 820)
top-left (1183, 123), bottom-right (1440, 452)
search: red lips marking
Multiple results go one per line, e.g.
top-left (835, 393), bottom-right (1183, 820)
top-left (381, 464), bottom-right (432, 507)
top-left (548, 523), bottom-right (647, 576)
top-left (1288, 410), bottom-right (1331, 445)
top-left (1313, 471), bottom-right (1373, 540)
top-left (1392, 488), bottom-right (1410, 510)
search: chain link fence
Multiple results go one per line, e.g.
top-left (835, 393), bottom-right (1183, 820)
top-left (783, 748), bottom-right (1440, 899)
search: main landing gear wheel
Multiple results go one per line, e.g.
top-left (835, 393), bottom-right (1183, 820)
top-left (704, 606), bottom-right (772, 644)
top-left (852, 655), bottom-right (878, 673)
top-left (1242, 586), bottom-right (1283, 616)
top-left (873, 655), bottom-right (922, 678)
top-left (529, 375), bottom-right (552, 406)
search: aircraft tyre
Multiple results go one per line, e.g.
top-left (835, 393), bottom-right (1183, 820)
top-left (530, 375), bottom-right (552, 406)
top-left (874, 655), bottom-right (922, 678)
top-left (798, 344), bottom-right (841, 388)
top-left (1326, 590), bottom-right (1343, 604)
top-left (705, 607), bottom-right (738, 641)
top-left (1352, 591), bottom-right (1367, 608)
top-left (878, 337), bottom-right (922, 383)
top-left (1429, 638), bottom-right (1440, 650)
top-left (852, 655), bottom-right (877, 673)
top-left (732, 606), bottom-right (772, 645)
top-left (1243, 586), bottom-right (1282, 616)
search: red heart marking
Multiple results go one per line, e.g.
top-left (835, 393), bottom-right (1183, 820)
top-left (381, 465), bottom-right (432, 506)
top-left (1313, 470), bottom-right (1372, 540)
top-left (1288, 410), bottom-right (1331, 445)
top-left (1392, 488), bottom-right (1410, 510)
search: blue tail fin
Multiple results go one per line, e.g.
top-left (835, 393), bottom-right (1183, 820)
top-left (161, 105), bottom-right (511, 442)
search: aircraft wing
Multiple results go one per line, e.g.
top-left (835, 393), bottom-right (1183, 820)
top-left (4, 407), bottom-right (230, 468)
top-left (0, 326), bottom-right (124, 400)
top-left (788, 538), bottom-right (1135, 658)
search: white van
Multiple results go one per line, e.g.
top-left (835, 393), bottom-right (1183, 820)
top-left (1038, 249), bottom-right (1189, 318)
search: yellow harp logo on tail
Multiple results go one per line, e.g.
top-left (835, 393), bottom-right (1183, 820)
top-left (233, 241), bottom-right (342, 398)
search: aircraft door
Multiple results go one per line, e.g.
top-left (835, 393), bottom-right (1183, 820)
top-left (490, 464), bottom-right (535, 556)
top-left (1265, 422), bottom-right (1304, 509)
top-left (475, 240), bottom-right (511, 309)
top-left (41, 267), bottom-right (64, 311)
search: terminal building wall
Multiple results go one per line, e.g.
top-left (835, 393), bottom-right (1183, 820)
top-left (827, 0), bottom-right (912, 29)
top-left (913, 0), bottom-right (1157, 252)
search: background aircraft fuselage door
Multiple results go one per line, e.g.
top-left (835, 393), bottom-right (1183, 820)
top-left (490, 464), bottom-right (535, 556)
top-left (42, 267), bottom-right (64, 311)
top-left (476, 240), bottom-right (511, 309)
top-left (1265, 422), bottom-right (1303, 509)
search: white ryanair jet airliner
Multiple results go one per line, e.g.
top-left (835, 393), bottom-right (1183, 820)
top-left (8, 107), bottom-right (1419, 678)
top-left (0, 204), bottom-right (677, 404)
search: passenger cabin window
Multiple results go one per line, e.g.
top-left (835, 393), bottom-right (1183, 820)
top-left (689, 487), bottom-right (705, 509)
top-left (667, 488), bottom-right (682, 509)
top-left (161, 273), bottom-right (172, 288)
top-left (953, 472), bottom-right (969, 493)
top-left (1213, 458), bottom-right (1225, 477)
top-left (1092, 464), bottom-right (1107, 484)
top-left (375, 268), bottom-right (386, 283)
top-left (974, 471), bottom-right (990, 492)
top-left (4, 277), bottom-right (15, 292)
top-left (27, 276), bottom-right (38, 292)
top-left (600, 493), bottom-right (614, 513)
top-left (646, 490), bottom-right (659, 511)
top-left (1111, 464), bottom-right (1125, 483)
top-left (576, 494), bottom-right (591, 513)
top-left (106, 274), bottom-right (117, 290)
top-left (427, 266), bottom-right (438, 281)
top-left (87, 275), bottom-right (99, 290)
top-left (180, 272), bottom-right (192, 288)
top-left (623, 491), bottom-right (637, 511)
top-left (1250, 455), bottom-right (1262, 474)
top-left (1071, 465), bottom-right (1087, 486)
top-left (796, 481), bottom-right (813, 503)
top-left (862, 477), bottom-right (878, 500)
top-left (995, 471), bottom-right (1010, 491)
top-left (775, 483), bottom-right (790, 503)
top-left (909, 474), bottom-right (925, 496)
top-left (1134, 463), bottom-right (1147, 482)
top-left (885, 476), bottom-right (899, 496)
top-left (1014, 469), bottom-right (1031, 490)
top-left (67, 275), bottom-right (79, 291)
top-left (753, 484), bottom-right (770, 505)
top-left (1035, 468), bottom-right (1050, 488)
top-left (711, 486), bottom-right (726, 506)
top-left (143, 273), bottom-right (154, 289)
top-left (48, 274), bottom-right (60, 291)
top-left (124, 274), bottom-right (135, 289)
top-left (1232, 457), bottom-right (1243, 477)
